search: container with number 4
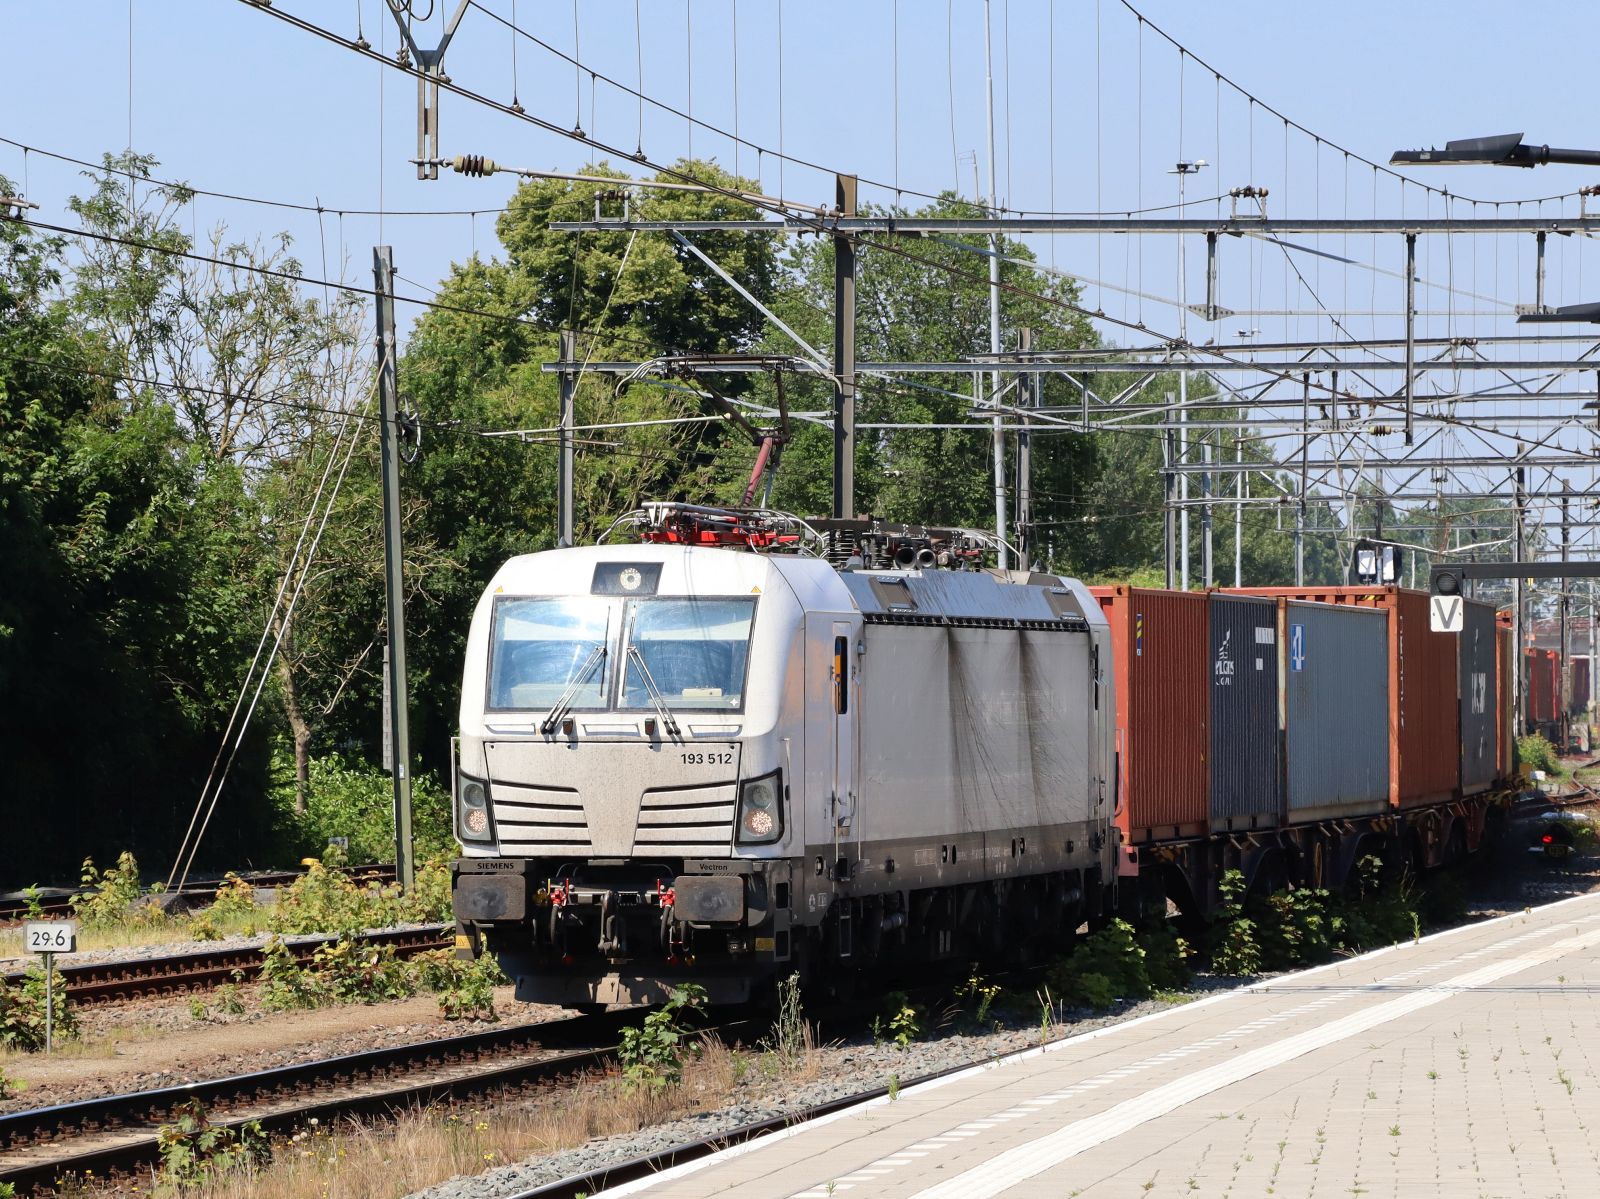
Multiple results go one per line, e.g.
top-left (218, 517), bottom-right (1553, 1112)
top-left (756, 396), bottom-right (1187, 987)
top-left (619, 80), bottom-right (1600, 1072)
top-left (451, 503), bottom-right (1116, 1007)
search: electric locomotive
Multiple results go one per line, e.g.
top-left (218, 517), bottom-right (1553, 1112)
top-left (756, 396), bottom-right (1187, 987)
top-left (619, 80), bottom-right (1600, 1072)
top-left (451, 504), bottom-right (1117, 1007)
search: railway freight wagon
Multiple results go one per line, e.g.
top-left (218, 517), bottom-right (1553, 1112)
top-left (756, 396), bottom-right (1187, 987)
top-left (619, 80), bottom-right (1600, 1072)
top-left (1099, 586), bottom-right (1510, 919)
top-left (1527, 648), bottom-right (1559, 735)
top-left (450, 509), bottom-right (1116, 1006)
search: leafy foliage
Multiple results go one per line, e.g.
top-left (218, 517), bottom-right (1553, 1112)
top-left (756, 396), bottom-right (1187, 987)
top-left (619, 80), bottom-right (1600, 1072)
top-left (1047, 919), bottom-right (1152, 1009)
top-left (618, 984), bottom-right (705, 1091)
top-left (414, 949), bottom-right (507, 1021)
top-left (1518, 733), bottom-right (1561, 777)
top-left (1209, 870), bottom-right (1263, 977)
top-left (156, 1099), bottom-right (269, 1184)
top-left (0, 961), bottom-right (79, 1051)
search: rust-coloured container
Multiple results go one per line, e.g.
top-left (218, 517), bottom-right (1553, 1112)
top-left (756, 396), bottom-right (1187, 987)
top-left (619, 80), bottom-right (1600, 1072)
top-left (1091, 587), bottom-right (1209, 844)
top-left (1218, 587), bottom-right (1459, 808)
top-left (1527, 648), bottom-right (1559, 727)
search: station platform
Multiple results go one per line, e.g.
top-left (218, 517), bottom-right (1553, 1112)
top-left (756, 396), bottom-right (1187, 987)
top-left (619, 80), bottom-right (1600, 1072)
top-left (606, 891), bottom-right (1600, 1198)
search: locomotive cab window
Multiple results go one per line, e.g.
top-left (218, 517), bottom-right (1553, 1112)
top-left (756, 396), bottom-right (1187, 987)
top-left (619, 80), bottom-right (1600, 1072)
top-left (488, 597), bottom-right (617, 711)
top-left (620, 598), bottom-right (757, 712)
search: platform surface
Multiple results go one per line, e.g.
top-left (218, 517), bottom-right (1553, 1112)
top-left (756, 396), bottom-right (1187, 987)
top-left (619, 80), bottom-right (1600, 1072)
top-left (606, 890), bottom-right (1600, 1198)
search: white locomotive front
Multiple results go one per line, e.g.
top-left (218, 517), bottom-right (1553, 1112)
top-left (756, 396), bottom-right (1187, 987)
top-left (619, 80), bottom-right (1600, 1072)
top-left (452, 508), bottom-right (1117, 1006)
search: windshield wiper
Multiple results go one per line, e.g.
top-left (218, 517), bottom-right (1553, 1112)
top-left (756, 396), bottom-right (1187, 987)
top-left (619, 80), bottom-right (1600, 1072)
top-left (627, 645), bottom-right (681, 738)
top-left (540, 644), bottom-right (607, 734)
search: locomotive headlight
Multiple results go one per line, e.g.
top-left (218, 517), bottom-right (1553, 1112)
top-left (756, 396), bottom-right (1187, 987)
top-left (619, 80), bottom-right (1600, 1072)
top-left (737, 770), bottom-right (784, 845)
top-left (458, 778), bottom-right (493, 842)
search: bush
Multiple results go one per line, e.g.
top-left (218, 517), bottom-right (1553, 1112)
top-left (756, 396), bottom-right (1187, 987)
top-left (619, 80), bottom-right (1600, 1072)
top-left (1518, 733), bottom-right (1560, 777)
top-left (278, 752), bottom-right (454, 864)
top-left (1209, 870), bottom-right (1262, 976)
top-left (1335, 856), bottom-right (1418, 950)
top-left (1139, 923), bottom-right (1195, 991)
top-left (414, 949), bottom-right (506, 1021)
top-left (311, 934), bottom-right (415, 1004)
top-left (73, 851), bottom-right (159, 929)
top-left (619, 984), bottom-right (705, 1091)
top-left (1255, 887), bottom-right (1335, 971)
top-left (1047, 919), bottom-right (1151, 1009)
top-left (0, 962), bottom-right (79, 1051)
top-left (157, 1099), bottom-right (269, 1185)
top-left (257, 936), bottom-right (326, 1011)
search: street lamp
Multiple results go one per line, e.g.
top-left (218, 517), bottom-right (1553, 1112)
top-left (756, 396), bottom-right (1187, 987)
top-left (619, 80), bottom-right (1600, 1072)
top-left (1390, 133), bottom-right (1600, 169)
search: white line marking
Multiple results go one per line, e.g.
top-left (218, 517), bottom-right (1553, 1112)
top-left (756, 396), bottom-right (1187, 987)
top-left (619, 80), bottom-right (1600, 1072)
top-left (906, 924), bottom-right (1600, 1199)
top-left (596, 893), bottom-right (1600, 1197)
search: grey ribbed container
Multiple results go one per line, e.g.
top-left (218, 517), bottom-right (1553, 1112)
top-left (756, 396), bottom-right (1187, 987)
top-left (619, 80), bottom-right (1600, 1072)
top-left (1209, 595), bottom-right (1281, 833)
top-left (1458, 598), bottom-right (1497, 795)
top-left (1284, 601), bottom-right (1389, 821)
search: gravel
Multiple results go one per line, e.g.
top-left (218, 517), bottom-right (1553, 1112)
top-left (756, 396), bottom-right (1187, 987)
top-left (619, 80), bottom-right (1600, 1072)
top-left (409, 793), bottom-right (1600, 1199)
top-left (402, 984), bottom-right (1238, 1199)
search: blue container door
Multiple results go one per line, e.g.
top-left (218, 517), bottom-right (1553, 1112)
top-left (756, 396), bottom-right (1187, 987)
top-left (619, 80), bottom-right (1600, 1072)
top-left (1209, 595), bottom-right (1281, 831)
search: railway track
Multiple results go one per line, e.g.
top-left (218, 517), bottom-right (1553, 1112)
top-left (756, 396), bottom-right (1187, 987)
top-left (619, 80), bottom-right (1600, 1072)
top-left (0, 1008), bottom-right (756, 1195)
top-left (0, 864), bottom-right (398, 924)
top-left (0, 924), bottom-right (450, 1004)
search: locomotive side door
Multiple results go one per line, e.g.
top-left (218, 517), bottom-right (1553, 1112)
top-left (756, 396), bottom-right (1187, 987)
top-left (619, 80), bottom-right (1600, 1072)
top-left (805, 615), bottom-right (858, 877)
top-left (829, 619), bottom-right (858, 867)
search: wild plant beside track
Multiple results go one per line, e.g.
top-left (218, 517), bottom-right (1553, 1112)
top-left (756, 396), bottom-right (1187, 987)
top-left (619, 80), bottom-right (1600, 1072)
top-left (0, 960), bottom-right (78, 1051)
top-left (3, 850), bottom-right (456, 959)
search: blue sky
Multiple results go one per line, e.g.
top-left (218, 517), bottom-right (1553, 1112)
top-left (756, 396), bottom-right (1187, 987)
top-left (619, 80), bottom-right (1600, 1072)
top-left (8, 1), bottom-right (1600, 540)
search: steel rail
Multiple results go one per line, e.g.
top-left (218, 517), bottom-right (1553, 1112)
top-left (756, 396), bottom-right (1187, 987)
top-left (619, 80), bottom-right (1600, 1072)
top-left (0, 1009), bottom-right (741, 1194)
top-left (0, 865), bottom-right (397, 924)
top-left (0, 925), bottom-right (449, 1004)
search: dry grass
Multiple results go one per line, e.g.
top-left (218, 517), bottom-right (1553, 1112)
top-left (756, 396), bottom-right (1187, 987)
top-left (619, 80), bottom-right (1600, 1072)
top-left (81, 1034), bottom-right (824, 1199)
top-left (0, 908), bottom-right (265, 960)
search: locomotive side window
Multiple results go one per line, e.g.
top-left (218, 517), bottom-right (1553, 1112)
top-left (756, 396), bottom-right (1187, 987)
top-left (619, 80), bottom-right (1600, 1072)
top-left (621, 598), bottom-right (757, 711)
top-left (834, 636), bottom-right (849, 715)
top-left (488, 597), bottom-right (618, 710)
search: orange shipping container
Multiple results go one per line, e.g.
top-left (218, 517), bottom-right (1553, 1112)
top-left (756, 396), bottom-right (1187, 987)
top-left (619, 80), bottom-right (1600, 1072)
top-left (1218, 587), bottom-right (1459, 808)
top-left (1091, 587), bottom-right (1210, 843)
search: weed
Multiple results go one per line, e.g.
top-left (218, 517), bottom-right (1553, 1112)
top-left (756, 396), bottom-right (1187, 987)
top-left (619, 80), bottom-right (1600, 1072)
top-left (887, 1073), bottom-right (899, 1101)
top-left (1558, 1068), bottom-right (1574, 1094)
top-left (1139, 923), bottom-right (1194, 991)
top-left (414, 950), bottom-right (505, 1021)
top-left (0, 1067), bottom-right (24, 1099)
top-left (313, 933), bottom-right (414, 1004)
top-left (208, 873), bottom-right (259, 920)
top-left (1518, 733), bottom-right (1562, 777)
top-left (876, 992), bottom-right (921, 1047)
top-left (157, 1098), bottom-right (269, 1184)
top-left (189, 996), bottom-right (210, 1022)
top-left (1427, 1070), bottom-right (1438, 1080)
top-left (0, 961), bottom-right (78, 1051)
top-left (618, 984), bottom-right (705, 1091)
top-left (759, 973), bottom-right (810, 1068)
top-left (214, 981), bottom-right (247, 1017)
top-left (258, 936), bottom-right (326, 1012)
top-left (955, 970), bottom-right (1002, 1031)
top-left (1036, 987), bottom-right (1056, 1044)
top-left (73, 851), bottom-right (157, 929)
top-left (20, 887), bottom-right (45, 921)
top-left (1210, 870), bottom-right (1262, 976)
top-left (1388, 1125), bottom-right (1400, 1137)
top-left (1048, 919), bottom-right (1151, 1008)
top-left (1256, 887), bottom-right (1335, 969)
